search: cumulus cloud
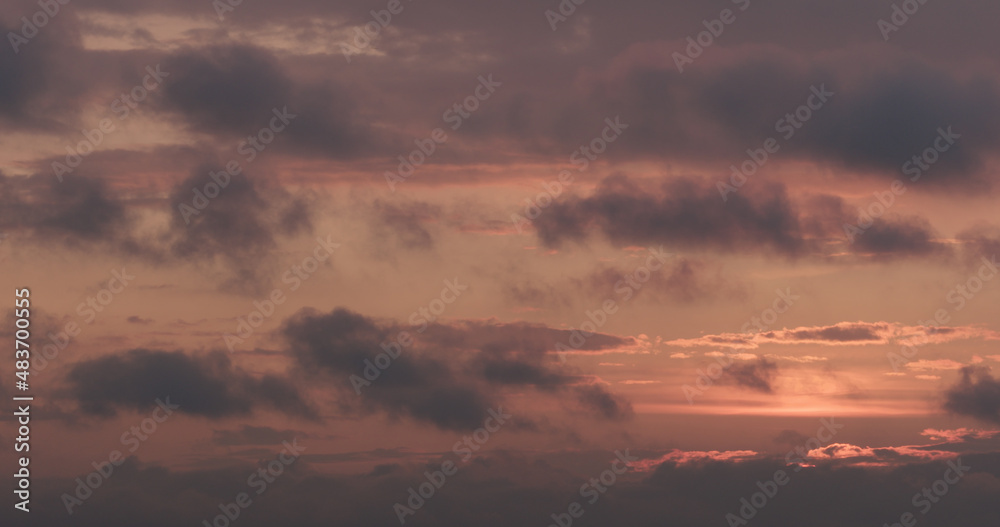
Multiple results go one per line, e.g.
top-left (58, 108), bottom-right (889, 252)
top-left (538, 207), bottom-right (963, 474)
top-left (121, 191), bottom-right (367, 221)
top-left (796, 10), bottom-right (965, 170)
top-left (165, 168), bottom-right (315, 294)
top-left (66, 349), bottom-right (316, 419)
top-left (159, 44), bottom-right (372, 158)
top-left (281, 308), bottom-right (634, 430)
top-left (533, 176), bottom-right (811, 256)
top-left (720, 358), bottom-right (779, 393)
top-left (529, 175), bottom-right (968, 261)
top-left (0, 169), bottom-right (317, 295)
top-left (0, 174), bottom-right (130, 245)
top-left (944, 366), bottom-right (1000, 424)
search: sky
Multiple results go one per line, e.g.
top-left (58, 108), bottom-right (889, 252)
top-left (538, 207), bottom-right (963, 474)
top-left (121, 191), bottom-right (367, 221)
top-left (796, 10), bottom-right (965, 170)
top-left (1, 0), bottom-right (1000, 525)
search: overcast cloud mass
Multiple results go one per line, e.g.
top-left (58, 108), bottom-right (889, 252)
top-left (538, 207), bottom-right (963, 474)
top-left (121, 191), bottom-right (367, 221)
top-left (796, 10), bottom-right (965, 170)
top-left (1, 0), bottom-right (1000, 526)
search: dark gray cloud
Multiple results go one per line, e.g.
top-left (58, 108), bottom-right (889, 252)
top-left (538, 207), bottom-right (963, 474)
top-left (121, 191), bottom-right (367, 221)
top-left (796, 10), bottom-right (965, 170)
top-left (803, 61), bottom-right (995, 184)
top-left (284, 307), bottom-right (506, 431)
top-left (0, 168), bottom-right (317, 295)
top-left (165, 167), bottom-right (315, 294)
top-left (0, 13), bottom-right (90, 131)
top-left (502, 46), bottom-right (1000, 190)
top-left (944, 366), bottom-right (1000, 424)
top-left (531, 175), bottom-right (961, 261)
top-left (4, 1), bottom-right (1000, 194)
top-left (722, 358), bottom-right (779, 393)
top-left (159, 44), bottom-right (371, 158)
top-left (785, 324), bottom-right (882, 343)
top-left (66, 349), bottom-right (316, 419)
top-left (640, 452), bottom-right (995, 527)
top-left (0, 174), bottom-right (130, 245)
top-left (159, 46), bottom-right (294, 135)
top-left (4, 450), bottom-right (999, 527)
top-left (476, 357), bottom-right (575, 389)
top-left (573, 384), bottom-right (634, 420)
top-left (534, 176), bottom-right (811, 256)
top-left (282, 308), bottom-right (633, 430)
top-left (852, 216), bottom-right (947, 258)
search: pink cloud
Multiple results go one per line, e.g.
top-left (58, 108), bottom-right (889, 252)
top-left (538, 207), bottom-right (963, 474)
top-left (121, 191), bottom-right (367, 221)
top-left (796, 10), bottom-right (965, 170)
top-left (906, 360), bottom-right (965, 371)
top-left (665, 322), bottom-right (1000, 350)
top-left (631, 449), bottom-right (759, 472)
top-left (921, 428), bottom-right (1000, 442)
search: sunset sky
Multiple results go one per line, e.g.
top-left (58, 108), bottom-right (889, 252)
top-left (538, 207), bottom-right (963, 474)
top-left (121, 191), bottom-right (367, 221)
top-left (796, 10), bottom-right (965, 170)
top-left (2, 0), bottom-right (1000, 526)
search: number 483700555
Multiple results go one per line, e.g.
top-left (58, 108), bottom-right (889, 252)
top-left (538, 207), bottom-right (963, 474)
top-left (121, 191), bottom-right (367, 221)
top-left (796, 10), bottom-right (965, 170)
top-left (15, 288), bottom-right (30, 387)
